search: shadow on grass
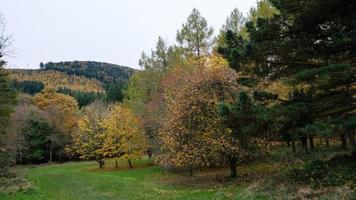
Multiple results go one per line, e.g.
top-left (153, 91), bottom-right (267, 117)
top-left (86, 157), bottom-right (155, 172)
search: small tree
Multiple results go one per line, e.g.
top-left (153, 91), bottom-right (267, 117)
top-left (69, 101), bottom-right (107, 168)
top-left (103, 105), bottom-right (147, 168)
top-left (219, 92), bottom-right (269, 177)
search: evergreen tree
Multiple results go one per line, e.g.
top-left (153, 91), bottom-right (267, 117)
top-left (218, 0), bottom-right (356, 150)
top-left (176, 8), bottom-right (214, 57)
top-left (221, 8), bottom-right (245, 34)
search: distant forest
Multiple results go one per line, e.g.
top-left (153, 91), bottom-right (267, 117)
top-left (9, 61), bottom-right (136, 107)
top-left (41, 61), bottom-right (134, 83)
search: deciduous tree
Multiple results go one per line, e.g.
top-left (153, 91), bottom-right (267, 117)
top-left (159, 66), bottom-right (239, 175)
top-left (103, 105), bottom-right (147, 168)
top-left (69, 101), bottom-right (108, 168)
top-left (34, 87), bottom-right (78, 162)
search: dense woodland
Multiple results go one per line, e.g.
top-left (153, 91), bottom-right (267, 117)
top-left (10, 69), bottom-right (105, 92)
top-left (0, 0), bottom-right (355, 199)
top-left (41, 61), bottom-right (134, 84)
top-left (8, 62), bottom-right (134, 107)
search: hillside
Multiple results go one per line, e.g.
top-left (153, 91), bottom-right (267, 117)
top-left (8, 61), bottom-right (136, 106)
top-left (9, 69), bottom-right (104, 93)
top-left (41, 61), bottom-right (136, 84)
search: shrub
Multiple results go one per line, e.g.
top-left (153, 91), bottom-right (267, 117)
top-left (291, 152), bottom-right (356, 188)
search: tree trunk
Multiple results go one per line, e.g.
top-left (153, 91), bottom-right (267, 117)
top-left (301, 136), bottom-right (308, 152)
top-left (347, 131), bottom-right (355, 146)
top-left (326, 137), bottom-right (330, 147)
top-left (49, 136), bottom-right (53, 163)
top-left (147, 149), bottom-right (152, 158)
top-left (292, 139), bottom-right (296, 153)
top-left (115, 159), bottom-right (118, 168)
top-left (98, 159), bottom-right (105, 168)
top-left (188, 168), bottom-right (193, 176)
top-left (340, 133), bottom-right (347, 149)
top-left (229, 156), bottom-right (238, 178)
top-left (309, 135), bottom-right (314, 150)
top-left (128, 159), bottom-right (132, 169)
top-left (230, 162), bottom-right (237, 178)
top-left (285, 133), bottom-right (291, 147)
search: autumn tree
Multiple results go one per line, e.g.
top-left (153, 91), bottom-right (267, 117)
top-left (33, 87), bottom-right (78, 162)
top-left (128, 9), bottom-right (218, 158)
top-left (69, 101), bottom-right (108, 168)
top-left (103, 105), bottom-right (147, 168)
top-left (9, 69), bottom-right (104, 93)
top-left (159, 66), bottom-right (239, 175)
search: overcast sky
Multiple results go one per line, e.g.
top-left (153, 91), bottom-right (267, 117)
top-left (1, 0), bottom-right (256, 69)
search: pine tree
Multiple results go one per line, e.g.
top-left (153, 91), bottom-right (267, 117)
top-left (176, 8), bottom-right (214, 57)
top-left (218, 0), bottom-right (356, 150)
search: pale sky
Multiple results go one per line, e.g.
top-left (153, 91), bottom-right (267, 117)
top-left (1, 0), bottom-right (256, 69)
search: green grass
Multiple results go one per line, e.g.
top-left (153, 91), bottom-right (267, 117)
top-left (2, 146), bottom-right (353, 200)
top-left (0, 158), bottom-right (268, 200)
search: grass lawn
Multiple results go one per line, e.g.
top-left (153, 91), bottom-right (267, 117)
top-left (0, 158), bottom-right (268, 200)
top-left (1, 146), bottom-right (354, 200)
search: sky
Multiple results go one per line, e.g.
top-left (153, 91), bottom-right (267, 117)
top-left (0, 0), bottom-right (256, 69)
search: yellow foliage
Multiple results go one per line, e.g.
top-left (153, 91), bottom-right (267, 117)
top-left (206, 54), bottom-right (229, 69)
top-left (71, 102), bottom-right (108, 162)
top-left (159, 66), bottom-right (240, 169)
top-left (103, 105), bottom-right (148, 160)
top-left (9, 70), bottom-right (104, 93)
top-left (33, 87), bottom-right (79, 133)
top-left (69, 102), bottom-right (148, 167)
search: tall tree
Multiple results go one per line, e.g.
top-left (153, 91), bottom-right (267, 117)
top-left (247, 0), bottom-right (280, 23)
top-left (176, 8), bottom-right (214, 57)
top-left (159, 66), bottom-right (241, 176)
top-left (125, 47), bottom-right (166, 155)
top-left (219, 92), bottom-right (269, 177)
top-left (221, 8), bottom-right (246, 34)
top-left (139, 37), bottom-right (170, 73)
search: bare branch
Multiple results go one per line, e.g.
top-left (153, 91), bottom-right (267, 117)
top-left (0, 13), bottom-right (14, 57)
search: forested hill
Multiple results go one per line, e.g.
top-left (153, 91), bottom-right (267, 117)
top-left (8, 61), bottom-right (136, 107)
top-left (41, 61), bottom-right (136, 83)
top-left (9, 69), bottom-right (104, 93)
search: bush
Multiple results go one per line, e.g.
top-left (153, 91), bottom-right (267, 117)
top-left (291, 152), bottom-right (356, 188)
